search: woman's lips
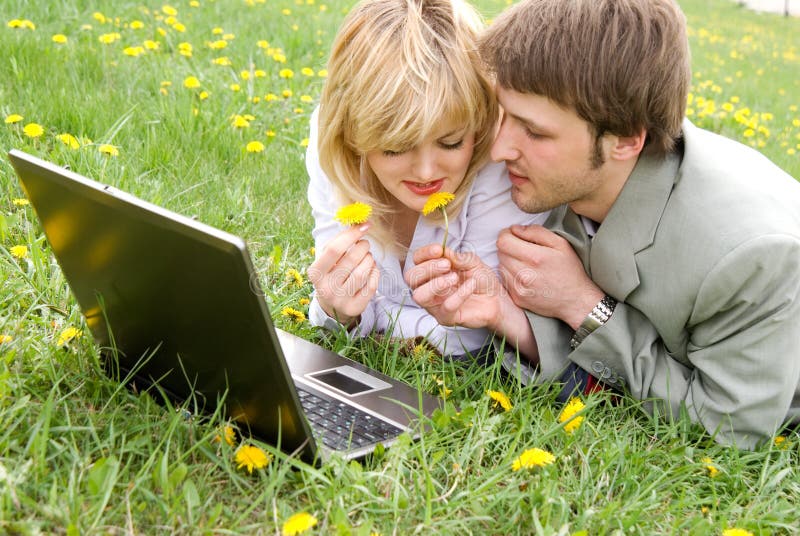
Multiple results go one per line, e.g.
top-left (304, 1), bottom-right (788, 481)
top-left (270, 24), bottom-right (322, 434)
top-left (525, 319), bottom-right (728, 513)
top-left (404, 179), bottom-right (444, 196)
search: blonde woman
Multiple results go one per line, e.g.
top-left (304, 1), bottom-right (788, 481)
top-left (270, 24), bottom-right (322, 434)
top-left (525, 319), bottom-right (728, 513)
top-left (306, 0), bottom-right (547, 357)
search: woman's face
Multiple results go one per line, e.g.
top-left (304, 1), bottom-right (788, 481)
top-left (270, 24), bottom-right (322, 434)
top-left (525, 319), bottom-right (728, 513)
top-left (365, 122), bottom-right (475, 213)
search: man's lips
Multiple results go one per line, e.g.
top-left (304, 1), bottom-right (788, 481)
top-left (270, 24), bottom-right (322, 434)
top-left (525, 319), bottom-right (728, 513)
top-left (404, 179), bottom-right (444, 195)
top-left (507, 169), bottom-right (529, 186)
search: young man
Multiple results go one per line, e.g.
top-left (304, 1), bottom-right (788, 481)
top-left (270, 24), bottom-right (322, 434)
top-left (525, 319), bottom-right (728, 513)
top-left (407, 0), bottom-right (800, 448)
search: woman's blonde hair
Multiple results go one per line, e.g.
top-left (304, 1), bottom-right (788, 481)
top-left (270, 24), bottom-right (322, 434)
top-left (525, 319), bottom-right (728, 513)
top-left (317, 0), bottom-right (497, 252)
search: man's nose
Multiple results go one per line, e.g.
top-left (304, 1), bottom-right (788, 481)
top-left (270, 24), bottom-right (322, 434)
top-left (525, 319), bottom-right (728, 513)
top-left (490, 119), bottom-right (520, 163)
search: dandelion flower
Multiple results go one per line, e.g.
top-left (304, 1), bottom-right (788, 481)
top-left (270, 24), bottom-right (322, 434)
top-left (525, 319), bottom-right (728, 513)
top-left (423, 191), bottom-right (455, 253)
top-left (10, 245), bottom-right (28, 259)
top-left (281, 307), bottom-right (306, 322)
top-left (57, 133), bottom-right (80, 150)
top-left (487, 390), bottom-right (512, 412)
top-left (701, 457), bottom-right (719, 478)
top-left (286, 268), bottom-right (304, 287)
top-left (246, 141), bottom-right (265, 153)
top-left (558, 397), bottom-right (585, 433)
top-left (422, 192), bottom-right (455, 216)
top-left (335, 202), bottom-right (372, 226)
top-left (231, 115), bottom-right (250, 128)
top-left (300, 138), bottom-right (309, 148)
top-left (183, 76), bottom-right (200, 89)
top-left (317, 69), bottom-right (328, 77)
top-left (57, 326), bottom-right (82, 346)
top-left (52, 34), bottom-right (68, 44)
top-left (301, 67), bottom-right (314, 76)
top-left (299, 297), bottom-right (310, 306)
top-left (4, 114), bottom-right (23, 124)
top-left (722, 529), bottom-right (753, 536)
top-left (279, 68), bottom-right (294, 79)
top-left (282, 512), bottom-right (318, 536)
top-left (23, 123), bottom-right (44, 138)
top-left (234, 444), bottom-right (271, 473)
top-left (13, 198), bottom-right (29, 206)
top-left (774, 435), bottom-right (788, 449)
top-left (512, 448), bottom-right (555, 471)
top-left (0, 335), bottom-right (12, 344)
top-left (98, 144), bottom-right (119, 156)
top-left (214, 425), bottom-right (237, 446)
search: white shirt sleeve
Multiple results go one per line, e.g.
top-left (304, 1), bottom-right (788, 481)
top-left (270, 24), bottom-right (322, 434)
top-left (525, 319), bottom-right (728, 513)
top-left (305, 107), bottom-right (378, 333)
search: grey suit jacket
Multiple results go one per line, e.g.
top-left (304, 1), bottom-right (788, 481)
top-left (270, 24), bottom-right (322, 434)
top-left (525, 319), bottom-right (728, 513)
top-left (526, 120), bottom-right (800, 448)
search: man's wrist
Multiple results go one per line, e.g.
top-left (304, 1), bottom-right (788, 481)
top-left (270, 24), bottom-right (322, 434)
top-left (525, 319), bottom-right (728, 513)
top-left (569, 295), bottom-right (617, 350)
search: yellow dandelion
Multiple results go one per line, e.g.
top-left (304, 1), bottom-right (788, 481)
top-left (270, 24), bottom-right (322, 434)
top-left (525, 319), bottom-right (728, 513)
top-left (162, 5), bottom-right (178, 16)
top-left (130, 20), bottom-right (144, 29)
top-left (423, 191), bottom-right (455, 252)
top-left (334, 202), bottom-right (372, 226)
top-left (254, 69), bottom-right (266, 78)
top-left (183, 76), bottom-right (200, 89)
top-left (199, 90), bottom-right (209, 100)
top-left (23, 123), bottom-right (44, 138)
top-left (144, 40), bottom-right (159, 50)
top-left (172, 22), bottom-right (186, 33)
top-left (13, 198), bottom-right (29, 206)
top-left (487, 390), bottom-right (512, 412)
top-left (422, 192), bottom-right (455, 216)
top-left (57, 326), bottom-right (82, 346)
top-left (300, 95), bottom-right (313, 103)
top-left (300, 138), bottom-right (309, 148)
top-left (317, 69), bottom-right (328, 77)
top-left (722, 529), bottom-right (753, 536)
top-left (282, 512), bottom-right (318, 536)
top-left (301, 67), bottom-right (314, 76)
top-left (281, 307), bottom-right (306, 322)
top-left (286, 268), bottom-right (304, 287)
top-left (266, 129), bottom-right (276, 137)
top-left (123, 46), bottom-right (145, 57)
top-left (512, 448), bottom-right (556, 471)
top-left (435, 376), bottom-right (452, 398)
top-left (299, 297), bottom-right (310, 306)
top-left (279, 68), bottom-right (294, 79)
top-left (234, 444), bottom-right (271, 473)
top-left (98, 144), bottom-right (119, 156)
top-left (229, 83), bottom-right (241, 92)
top-left (10, 245), bottom-right (28, 259)
top-left (282, 89), bottom-right (293, 98)
top-left (0, 335), bottom-right (12, 344)
top-left (557, 397), bottom-right (585, 433)
top-left (701, 457), bottom-right (719, 478)
top-left (52, 34), bottom-right (68, 44)
top-left (246, 141), bottom-right (265, 153)
top-left (214, 425), bottom-right (237, 446)
top-left (774, 435), bottom-right (788, 449)
top-left (231, 115), bottom-right (250, 128)
top-left (5, 114), bottom-right (23, 124)
top-left (56, 133), bottom-right (80, 150)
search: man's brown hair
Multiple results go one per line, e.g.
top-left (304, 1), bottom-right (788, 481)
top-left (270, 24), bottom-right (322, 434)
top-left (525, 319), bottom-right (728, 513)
top-left (480, 0), bottom-right (691, 155)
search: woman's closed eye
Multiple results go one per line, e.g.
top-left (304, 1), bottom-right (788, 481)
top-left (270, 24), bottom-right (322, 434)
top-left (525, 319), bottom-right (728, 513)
top-left (438, 139), bottom-right (464, 150)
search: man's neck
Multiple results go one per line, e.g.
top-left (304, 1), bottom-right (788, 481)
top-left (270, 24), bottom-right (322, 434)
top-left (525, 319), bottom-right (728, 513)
top-left (569, 157), bottom-right (639, 224)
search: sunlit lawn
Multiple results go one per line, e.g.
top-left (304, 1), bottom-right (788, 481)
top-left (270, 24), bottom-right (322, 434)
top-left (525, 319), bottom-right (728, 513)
top-left (1, 0), bottom-right (798, 534)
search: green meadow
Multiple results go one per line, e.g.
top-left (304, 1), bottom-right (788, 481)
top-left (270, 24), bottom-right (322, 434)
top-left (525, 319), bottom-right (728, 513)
top-left (1, 0), bottom-right (798, 534)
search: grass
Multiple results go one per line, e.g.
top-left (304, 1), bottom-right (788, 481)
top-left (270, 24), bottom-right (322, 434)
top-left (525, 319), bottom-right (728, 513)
top-left (1, 0), bottom-right (798, 534)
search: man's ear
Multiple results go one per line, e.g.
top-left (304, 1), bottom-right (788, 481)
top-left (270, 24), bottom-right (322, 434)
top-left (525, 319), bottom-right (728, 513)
top-left (609, 129), bottom-right (646, 161)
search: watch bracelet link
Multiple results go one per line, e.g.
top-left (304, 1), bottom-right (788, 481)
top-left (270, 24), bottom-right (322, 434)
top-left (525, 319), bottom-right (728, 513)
top-left (569, 295), bottom-right (618, 350)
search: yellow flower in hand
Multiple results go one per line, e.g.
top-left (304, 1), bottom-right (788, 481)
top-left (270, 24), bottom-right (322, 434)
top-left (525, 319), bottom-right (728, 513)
top-left (335, 202), bottom-right (372, 225)
top-left (422, 192), bottom-right (455, 253)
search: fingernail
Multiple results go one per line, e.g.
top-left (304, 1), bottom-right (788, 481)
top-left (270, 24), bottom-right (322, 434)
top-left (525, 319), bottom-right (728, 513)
top-left (358, 223), bottom-right (370, 232)
top-left (435, 259), bottom-right (450, 269)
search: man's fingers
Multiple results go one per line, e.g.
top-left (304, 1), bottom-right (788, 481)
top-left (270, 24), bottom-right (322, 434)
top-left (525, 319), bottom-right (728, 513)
top-left (509, 224), bottom-right (566, 249)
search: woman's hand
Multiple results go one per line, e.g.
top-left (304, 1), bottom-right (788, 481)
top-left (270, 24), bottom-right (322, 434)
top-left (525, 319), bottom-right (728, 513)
top-left (307, 223), bottom-right (380, 328)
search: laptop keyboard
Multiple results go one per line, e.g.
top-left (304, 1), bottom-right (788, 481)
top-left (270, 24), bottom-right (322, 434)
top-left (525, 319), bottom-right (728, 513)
top-left (296, 387), bottom-right (403, 451)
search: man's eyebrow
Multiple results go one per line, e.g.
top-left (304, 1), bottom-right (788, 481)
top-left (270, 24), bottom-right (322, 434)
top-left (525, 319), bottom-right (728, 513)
top-left (508, 112), bottom-right (549, 133)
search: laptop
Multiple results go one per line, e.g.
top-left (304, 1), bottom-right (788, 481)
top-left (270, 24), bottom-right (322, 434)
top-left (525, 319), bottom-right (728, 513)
top-left (8, 149), bottom-right (441, 463)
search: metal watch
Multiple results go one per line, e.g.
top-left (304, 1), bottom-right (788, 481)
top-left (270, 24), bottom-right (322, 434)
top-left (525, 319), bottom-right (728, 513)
top-left (569, 295), bottom-right (617, 350)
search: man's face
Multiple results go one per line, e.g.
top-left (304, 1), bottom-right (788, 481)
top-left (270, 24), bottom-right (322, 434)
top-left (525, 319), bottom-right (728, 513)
top-left (491, 86), bottom-right (608, 215)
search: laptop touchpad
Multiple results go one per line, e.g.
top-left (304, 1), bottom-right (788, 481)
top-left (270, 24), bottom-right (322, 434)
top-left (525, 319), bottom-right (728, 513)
top-left (307, 366), bottom-right (392, 397)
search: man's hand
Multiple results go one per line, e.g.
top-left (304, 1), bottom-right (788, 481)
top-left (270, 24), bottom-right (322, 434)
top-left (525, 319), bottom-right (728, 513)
top-left (497, 224), bottom-right (604, 330)
top-left (307, 223), bottom-right (380, 328)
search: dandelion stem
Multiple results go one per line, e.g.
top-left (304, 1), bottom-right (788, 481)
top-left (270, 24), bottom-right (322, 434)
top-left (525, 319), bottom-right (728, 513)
top-left (440, 208), bottom-right (449, 257)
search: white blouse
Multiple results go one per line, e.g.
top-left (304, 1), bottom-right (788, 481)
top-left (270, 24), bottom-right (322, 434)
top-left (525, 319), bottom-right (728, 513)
top-left (305, 108), bottom-right (549, 356)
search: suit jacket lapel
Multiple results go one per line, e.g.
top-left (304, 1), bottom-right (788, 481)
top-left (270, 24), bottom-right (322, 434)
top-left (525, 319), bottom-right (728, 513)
top-left (590, 147), bottom-right (682, 300)
top-left (543, 145), bottom-right (682, 301)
